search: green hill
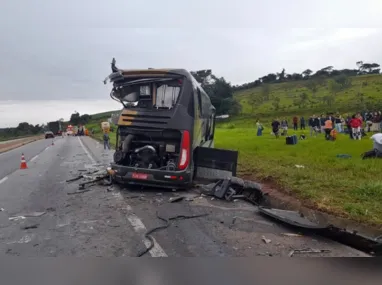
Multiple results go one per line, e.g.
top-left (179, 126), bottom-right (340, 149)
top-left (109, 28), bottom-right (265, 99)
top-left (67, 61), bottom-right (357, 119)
top-left (234, 74), bottom-right (382, 120)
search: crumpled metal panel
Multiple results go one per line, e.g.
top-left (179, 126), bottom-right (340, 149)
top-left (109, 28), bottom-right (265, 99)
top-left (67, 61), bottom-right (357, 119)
top-left (258, 207), bottom-right (329, 230)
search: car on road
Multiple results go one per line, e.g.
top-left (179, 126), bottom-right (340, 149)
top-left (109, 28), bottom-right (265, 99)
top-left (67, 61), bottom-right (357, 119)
top-left (45, 131), bottom-right (54, 139)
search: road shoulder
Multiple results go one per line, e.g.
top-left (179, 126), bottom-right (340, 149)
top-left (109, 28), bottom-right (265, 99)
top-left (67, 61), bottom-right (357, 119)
top-left (0, 136), bottom-right (44, 154)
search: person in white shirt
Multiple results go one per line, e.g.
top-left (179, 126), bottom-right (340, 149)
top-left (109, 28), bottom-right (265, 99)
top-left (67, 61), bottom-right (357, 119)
top-left (371, 133), bottom-right (382, 155)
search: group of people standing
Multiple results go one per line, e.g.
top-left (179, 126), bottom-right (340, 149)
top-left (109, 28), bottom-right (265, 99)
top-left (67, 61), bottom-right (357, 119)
top-left (255, 110), bottom-right (382, 140)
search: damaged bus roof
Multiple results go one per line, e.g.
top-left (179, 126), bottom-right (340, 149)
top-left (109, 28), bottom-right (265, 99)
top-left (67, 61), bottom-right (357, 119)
top-left (104, 68), bottom-right (192, 84)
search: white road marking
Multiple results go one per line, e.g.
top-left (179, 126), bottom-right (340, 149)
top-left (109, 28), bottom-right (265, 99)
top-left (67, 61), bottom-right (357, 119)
top-left (45, 146), bottom-right (50, 150)
top-left (0, 176), bottom-right (8, 184)
top-left (30, 155), bottom-right (39, 162)
top-left (78, 137), bottom-right (96, 164)
top-left (80, 138), bottom-right (167, 257)
top-left (125, 208), bottom-right (168, 257)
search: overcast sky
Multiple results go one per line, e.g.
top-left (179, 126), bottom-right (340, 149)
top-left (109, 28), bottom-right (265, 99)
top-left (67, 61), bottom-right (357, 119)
top-left (1, 0), bottom-right (382, 127)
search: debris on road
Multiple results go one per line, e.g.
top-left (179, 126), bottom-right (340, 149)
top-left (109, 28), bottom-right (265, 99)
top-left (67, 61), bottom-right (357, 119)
top-left (9, 216), bottom-right (26, 221)
top-left (281, 233), bottom-right (303, 237)
top-left (289, 248), bottom-right (331, 257)
top-left (169, 196), bottom-right (184, 203)
top-left (66, 166), bottom-right (112, 190)
top-left (21, 224), bottom-right (39, 230)
top-left (9, 212), bottom-right (45, 221)
top-left (196, 177), bottom-right (263, 205)
top-left (137, 211), bottom-right (209, 257)
top-left (258, 207), bottom-right (327, 230)
top-left (262, 236), bottom-right (272, 244)
top-left (66, 175), bottom-right (84, 182)
top-left (23, 212), bottom-right (46, 217)
top-left (0, 208), bottom-right (5, 212)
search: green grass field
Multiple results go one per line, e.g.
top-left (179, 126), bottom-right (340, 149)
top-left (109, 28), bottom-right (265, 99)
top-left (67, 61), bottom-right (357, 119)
top-left (85, 73), bottom-right (382, 226)
top-left (215, 127), bottom-right (382, 225)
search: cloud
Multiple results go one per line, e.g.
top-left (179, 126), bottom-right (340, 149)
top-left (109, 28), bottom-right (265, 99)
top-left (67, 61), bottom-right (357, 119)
top-left (0, 100), bottom-right (122, 128)
top-left (283, 29), bottom-right (381, 52)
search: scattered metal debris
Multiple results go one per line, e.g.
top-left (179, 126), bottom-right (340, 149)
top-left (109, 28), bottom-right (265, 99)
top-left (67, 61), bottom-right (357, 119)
top-left (66, 175), bottom-right (84, 182)
top-left (66, 166), bottom-right (112, 190)
top-left (258, 207), bottom-right (327, 230)
top-left (137, 211), bottom-right (208, 257)
top-left (169, 196), bottom-right (184, 203)
top-left (20, 212), bottom-right (46, 218)
top-left (22, 224), bottom-right (39, 230)
top-left (281, 233), bottom-right (303, 237)
top-left (289, 248), bottom-right (331, 257)
top-left (9, 216), bottom-right (26, 221)
top-left (197, 177), bottom-right (263, 205)
top-left (262, 236), bottom-right (272, 244)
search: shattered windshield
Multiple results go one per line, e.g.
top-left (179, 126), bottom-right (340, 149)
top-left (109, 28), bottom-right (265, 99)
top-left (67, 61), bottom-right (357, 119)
top-left (113, 78), bottom-right (182, 109)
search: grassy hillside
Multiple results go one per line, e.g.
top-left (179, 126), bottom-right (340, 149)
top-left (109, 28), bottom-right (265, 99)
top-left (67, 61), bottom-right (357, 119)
top-left (235, 74), bottom-right (382, 119)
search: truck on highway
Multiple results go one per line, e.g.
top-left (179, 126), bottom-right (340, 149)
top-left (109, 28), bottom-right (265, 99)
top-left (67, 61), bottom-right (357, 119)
top-left (47, 121), bottom-right (62, 136)
top-left (103, 58), bottom-right (238, 189)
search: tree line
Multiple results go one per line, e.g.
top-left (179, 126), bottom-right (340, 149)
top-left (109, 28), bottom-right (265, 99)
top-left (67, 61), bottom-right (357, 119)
top-left (191, 61), bottom-right (381, 116)
top-left (69, 112), bottom-right (91, 126)
top-left (233, 61), bottom-right (380, 91)
top-left (191, 70), bottom-right (241, 116)
top-left (0, 123), bottom-right (44, 139)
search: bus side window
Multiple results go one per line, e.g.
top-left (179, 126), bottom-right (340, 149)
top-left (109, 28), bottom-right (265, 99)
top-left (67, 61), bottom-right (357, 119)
top-left (196, 88), bottom-right (203, 118)
top-left (209, 115), bottom-right (216, 140)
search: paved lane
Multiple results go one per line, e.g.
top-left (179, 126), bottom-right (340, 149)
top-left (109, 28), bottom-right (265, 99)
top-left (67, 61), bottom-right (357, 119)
top-left (0, 137), bottom-right (54, 180)
top-left (0, 136), bottom-right (142, 257)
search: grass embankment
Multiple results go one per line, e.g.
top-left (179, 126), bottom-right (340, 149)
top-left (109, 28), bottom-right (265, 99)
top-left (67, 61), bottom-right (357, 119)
top-left (216, 126), bottom-right (382, 225)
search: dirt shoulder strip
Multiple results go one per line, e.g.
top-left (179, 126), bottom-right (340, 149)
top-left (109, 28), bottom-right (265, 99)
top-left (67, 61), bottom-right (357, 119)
top-left (0, 135), bottom-right (44, 154)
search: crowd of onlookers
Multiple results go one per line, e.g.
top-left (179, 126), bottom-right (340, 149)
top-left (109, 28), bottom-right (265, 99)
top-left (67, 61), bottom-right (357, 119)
top-left (255, 111), bottom-right (382, 141)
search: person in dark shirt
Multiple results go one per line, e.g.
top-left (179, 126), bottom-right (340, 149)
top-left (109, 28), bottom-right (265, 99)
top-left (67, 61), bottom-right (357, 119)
top-left (319, 114), bottom-right (326, 133)
top-left (308, 115), bottom-right (319, 137)
top-left (271, 119), bottom-right (281, 138)
top-left (293, 116), bottom-right (298, 130)
top-left (346, 115), bottom-right (353, 139)
top-left (300, 116), bottom-right (305, 130)
top-left (334, 115), bottom-right (342, 133)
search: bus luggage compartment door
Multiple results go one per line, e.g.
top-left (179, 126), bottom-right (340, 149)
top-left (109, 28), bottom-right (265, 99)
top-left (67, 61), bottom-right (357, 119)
top-left (194, 147), bottom-right (238, 181)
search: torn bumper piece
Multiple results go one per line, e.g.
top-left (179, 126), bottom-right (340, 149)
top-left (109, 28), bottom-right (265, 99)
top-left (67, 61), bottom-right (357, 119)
top-left (258, 207), bottom-right (328, 230)
top-left (258, 207), bottom-right (382, 256)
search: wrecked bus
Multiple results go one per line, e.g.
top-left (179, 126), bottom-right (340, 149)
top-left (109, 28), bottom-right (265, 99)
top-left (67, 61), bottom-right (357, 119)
top-left (103, 59), bottom-right (238, 188)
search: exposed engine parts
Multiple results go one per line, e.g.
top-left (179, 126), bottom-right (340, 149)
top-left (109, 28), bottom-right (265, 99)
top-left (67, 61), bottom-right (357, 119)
top-left (113, 132), bottom-right (181, 170)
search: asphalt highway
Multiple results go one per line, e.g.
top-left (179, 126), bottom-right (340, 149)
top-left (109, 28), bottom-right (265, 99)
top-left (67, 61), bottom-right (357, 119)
top-left (0, 136), bottom-right (369, 257)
